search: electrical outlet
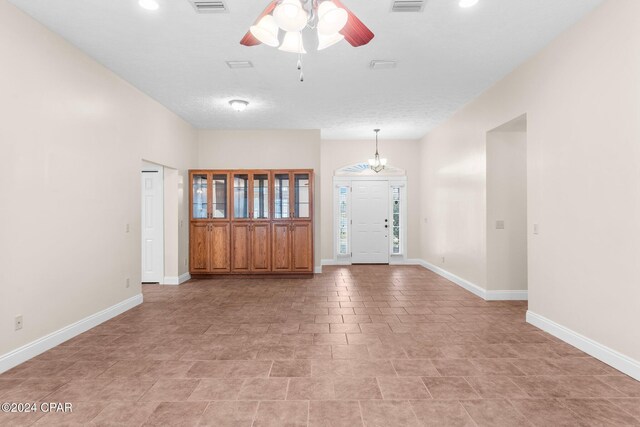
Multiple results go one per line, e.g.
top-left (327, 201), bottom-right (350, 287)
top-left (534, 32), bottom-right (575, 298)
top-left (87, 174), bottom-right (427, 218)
top-left (125, 223), bottom-right (130, 233)
top-left (15, 315), bottom-right (23, 331)
top-left (442, 257), bottom-right (445, 263)
top-left (533, 224), bottom-right (539, 235)
top-left (125, 278), bottom-right (130, 288)
top-left (496, 220), bottom-right (505, 230)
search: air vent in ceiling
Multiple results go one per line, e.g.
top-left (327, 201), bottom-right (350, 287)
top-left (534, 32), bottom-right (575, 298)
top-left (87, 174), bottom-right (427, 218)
top-left (370, 60), bottom-right (397, 70)
top-left (391, 0), bottom-right (425, 12)
top-left (226, 61), bottom-right (254, 69)
top-left (190, 0), bottom-right (227, 13)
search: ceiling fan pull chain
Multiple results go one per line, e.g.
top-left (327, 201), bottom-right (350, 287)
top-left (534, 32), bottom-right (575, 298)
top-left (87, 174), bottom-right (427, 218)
top-left (297, 48), bottom-right (304, 82)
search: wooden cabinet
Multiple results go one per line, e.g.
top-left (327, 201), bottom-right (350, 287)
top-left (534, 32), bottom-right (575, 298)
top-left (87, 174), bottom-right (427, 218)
top-left (232, 223), bottom-right (272, 273)
top-left (291, 222), bottom-right (313, 271)
top-left (190, 222), bottom-right (230, 273)
top-left (190, 222), bottom-right (211, 272)
top-left (210, 223), bottom-right (230, 272)
top-left (271, 221), bottom-right (313, 272)
top-left (189, 169), bottom-right (313, 275)
top-left (272, 222), bottom-right (292, 271)
top-left (251, 223), bottom-right (271, 272)
top-left (231, 223), bottom-right (250, 272)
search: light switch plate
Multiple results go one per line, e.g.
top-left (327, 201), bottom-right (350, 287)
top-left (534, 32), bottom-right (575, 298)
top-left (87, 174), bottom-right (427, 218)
top-left (496, 220), bottom-right (505, 229)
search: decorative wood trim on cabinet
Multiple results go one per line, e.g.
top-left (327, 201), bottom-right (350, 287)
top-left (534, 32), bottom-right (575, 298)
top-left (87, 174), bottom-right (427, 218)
top-left (189, 169), bottom-right (314, 275)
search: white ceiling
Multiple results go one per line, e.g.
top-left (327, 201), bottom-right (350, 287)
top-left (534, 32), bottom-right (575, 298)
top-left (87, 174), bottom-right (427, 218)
top-left (10, 0), bottom-right (602, 139)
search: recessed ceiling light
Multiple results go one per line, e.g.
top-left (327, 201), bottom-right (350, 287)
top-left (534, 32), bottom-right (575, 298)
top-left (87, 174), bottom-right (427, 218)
top-left (459, 0), bottom-right (479, 8)
top-left (229, 100), bottom-right (249, 112)
top-left (139, 0), bottom-right (159, 11)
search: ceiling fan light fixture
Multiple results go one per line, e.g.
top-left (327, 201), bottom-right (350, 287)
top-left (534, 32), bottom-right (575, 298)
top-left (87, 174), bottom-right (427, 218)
top-left (279, 31), bottom-right (307, 54)
top-left (459, 0), bottom-right (479, 8)
top-left (273, 0), bottom-right (308, 32)
top-left (139, 0), bottom-right (159, 11)
top-left (317, 30), bottom-right (344, 50)
top-left (229, 99), bottom-right (249, 112)
top-left (317, 1), bottom-right (348, 35)
top-left (250, 15), bottom-right (280, 47)
top-left (241, 0), bottom-right (374, 81)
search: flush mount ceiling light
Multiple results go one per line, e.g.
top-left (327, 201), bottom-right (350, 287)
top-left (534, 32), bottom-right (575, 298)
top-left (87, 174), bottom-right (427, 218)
top-left (368, 129), bottom-right (387, 173)
top-left (241, 0), bottom-right (374, 82)
top-left (459, 0), bottom-right (479, 8)
top-left (139, 0), bottom-right (160, 11)
top-left (229, 99), bottom-right (249, 112)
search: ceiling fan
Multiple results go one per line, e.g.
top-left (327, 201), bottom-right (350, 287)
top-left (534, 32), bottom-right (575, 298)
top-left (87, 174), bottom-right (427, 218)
top-left (240, 0), bottom-right (374, 80)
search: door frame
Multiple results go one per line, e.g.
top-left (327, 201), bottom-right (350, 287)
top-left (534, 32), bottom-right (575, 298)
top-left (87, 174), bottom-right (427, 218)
top-left (141, 161), bottom-right (164, 283)
top-left (332, 172), bottom-right (407, 266)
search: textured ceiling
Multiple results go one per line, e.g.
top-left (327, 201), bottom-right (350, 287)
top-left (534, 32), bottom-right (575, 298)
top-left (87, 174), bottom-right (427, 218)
top-left (10, 0), bottom-right (602, 139)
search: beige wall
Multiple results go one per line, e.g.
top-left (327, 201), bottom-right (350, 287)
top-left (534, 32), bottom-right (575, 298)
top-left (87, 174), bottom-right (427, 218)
top-left (197, 130), bottom-right (322, 269)
top-left (321, 139), bottom-right (421, 261)
top-left (486, 130), bottom-right (527, 292)
top-left (0, 0), bottom-right (197, 356)
top-left (420, 0), bottom-right (640, 361)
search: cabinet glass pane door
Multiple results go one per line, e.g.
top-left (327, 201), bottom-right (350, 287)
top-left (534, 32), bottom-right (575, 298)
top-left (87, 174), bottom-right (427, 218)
top-left (274, 173), bottom-right (290, 219)
top-left (192, 174), bottom-right (208, 219)
top-left (253, 174), bottom-right (269, 219)
top-left (212, 174), bottom-right (227, 219)
top-left (294, 173), bottom-right (310, 218)
top-left (234, 174), bottom-right (250, 219)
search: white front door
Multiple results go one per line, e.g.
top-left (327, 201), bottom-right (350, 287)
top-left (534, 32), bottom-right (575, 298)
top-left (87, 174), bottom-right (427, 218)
top-left (351, 180), bottom-right (389, 264)
top-left (141, 165), bottom-right (163, 283)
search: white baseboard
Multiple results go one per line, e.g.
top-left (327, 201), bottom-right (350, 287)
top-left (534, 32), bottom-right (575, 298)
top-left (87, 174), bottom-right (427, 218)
top-left (0, 294), bottom-right (143, 374)
top-left (322, 257), bottom-right (526, 301)
top-left (485, 290), bottom-right (528, 301)
top-left (163, 273), bottom-right (191, 286)
top-left (417, 259), bottom-right (487, 299)
top-left (527, 310), bottom-right (640, 381)
top-left (414, 259), bottom-right (527, 301)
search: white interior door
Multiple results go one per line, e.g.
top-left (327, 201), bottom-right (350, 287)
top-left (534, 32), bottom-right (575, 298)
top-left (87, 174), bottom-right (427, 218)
top-left (351, 180), bottom-right (389, 264)
top-left (141, 165), bottom-right (163, 283)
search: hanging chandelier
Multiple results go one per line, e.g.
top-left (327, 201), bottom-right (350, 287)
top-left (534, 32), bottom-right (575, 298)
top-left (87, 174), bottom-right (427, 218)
top-left (369, 129), bottom-right (387, 173)
top-left (241, 0), bottom-right (374, 81)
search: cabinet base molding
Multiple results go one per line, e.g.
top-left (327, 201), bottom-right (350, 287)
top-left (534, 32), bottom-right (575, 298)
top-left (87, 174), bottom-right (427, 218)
top-left (191, 273), bottom-right (314, 280)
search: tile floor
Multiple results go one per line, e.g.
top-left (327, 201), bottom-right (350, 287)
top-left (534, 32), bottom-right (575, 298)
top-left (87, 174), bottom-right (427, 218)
top-left (1, 265), bottom-right (639, 426)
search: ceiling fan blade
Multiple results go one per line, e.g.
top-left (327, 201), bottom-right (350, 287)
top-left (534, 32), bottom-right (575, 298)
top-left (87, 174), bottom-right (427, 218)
top-left (240, 1), bottom-right (278, 46)
top-left (334, 0), bottom-right (375, 47)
